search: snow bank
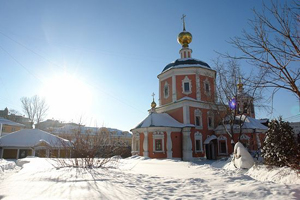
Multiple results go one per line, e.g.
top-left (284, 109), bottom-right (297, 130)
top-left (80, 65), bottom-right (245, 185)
top-left (0, 159), bottom-right (16, 173)
top-left (246, 164), bottom-right (300, 185)
top-left (0, 157), bottom-right (299, 200)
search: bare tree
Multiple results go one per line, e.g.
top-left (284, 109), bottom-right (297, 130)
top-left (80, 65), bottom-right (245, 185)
top-left (225, 1), bottom-right (299, 100)
top-left (213, 58), bottom-right (265, 143)
top-left (20, 95), bottom-right (49, 128)
top-left (51, 122), bottom-right (130, 168)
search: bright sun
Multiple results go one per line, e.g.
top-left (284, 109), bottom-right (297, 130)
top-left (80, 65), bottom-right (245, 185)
top-left (40, 73), bottom-right (94, 122)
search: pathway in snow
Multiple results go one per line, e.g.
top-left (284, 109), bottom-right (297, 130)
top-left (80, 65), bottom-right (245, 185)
top-left (0, 157), bottom-right (299, 200)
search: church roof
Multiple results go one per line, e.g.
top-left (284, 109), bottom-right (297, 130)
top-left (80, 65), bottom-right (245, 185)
top-left (0, 117), bottom-right (26, 127)
top-left (132, 112), bottom-right (193, 130)
top-left (162, 58), bottom-right (211, 73)
top-left (215, 115), bottom-right (268, 133)
top-left (0, 129), bottom-right (71, 148)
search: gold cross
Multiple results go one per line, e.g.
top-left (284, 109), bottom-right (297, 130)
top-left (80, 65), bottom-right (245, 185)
top-left (181, 14), bottom-right (186, 31)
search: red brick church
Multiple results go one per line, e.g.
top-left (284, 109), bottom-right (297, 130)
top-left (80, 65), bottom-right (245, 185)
top-left (131, 17), bottom-right (267, 160)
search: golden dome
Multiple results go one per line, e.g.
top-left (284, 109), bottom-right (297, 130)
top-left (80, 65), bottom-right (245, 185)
top-left (151, 100), bottom-right (157, 109)
top-left (177, 31), bottom-right (192, 47)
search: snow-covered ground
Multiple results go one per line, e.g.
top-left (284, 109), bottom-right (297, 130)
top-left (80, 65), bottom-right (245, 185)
top-left (0, 157), bottom-right (299, 200)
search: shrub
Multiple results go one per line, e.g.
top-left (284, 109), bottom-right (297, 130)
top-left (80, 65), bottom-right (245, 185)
top-left (261, 118), bottom-right (300, 171)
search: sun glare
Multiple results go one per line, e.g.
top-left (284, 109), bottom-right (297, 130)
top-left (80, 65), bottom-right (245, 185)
top-left (40, 73), bottom-right (94, 122)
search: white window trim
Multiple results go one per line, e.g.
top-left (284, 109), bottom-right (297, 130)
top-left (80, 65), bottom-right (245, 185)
top-left (153, 132), bottom-right (165, 153)
top-left (163, 81), bottom-right (170, 99)
top-left (182, 76), bottom-right (192, 95)
top-left (194, 132), bottom-right (203, 153)
top-left (204, 78), bottom-right (211, 96)
top-left (240, 134), bottom-right (250, 141)
top-left (217, 135), bottom-right (228, 155)
top-left (194, 109), bottom-right (203, 129)
top-left (240, 134), bottom-right (250, 147)
top-left (207, 111), bottom-right (214, 130)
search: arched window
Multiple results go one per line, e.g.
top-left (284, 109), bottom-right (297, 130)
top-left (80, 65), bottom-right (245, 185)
top-left (194, 109), bottom-right (202, 128)
top-left (217, 135), bottom-right (228, 155)
top-left (207, 111), bottom-right (214, 130)
top-left (194, 132), bottom-right (203, 152)
top-left (182, 76), bottom-right (192, 95)
top-left (164, 82), bottom-right (169, 99)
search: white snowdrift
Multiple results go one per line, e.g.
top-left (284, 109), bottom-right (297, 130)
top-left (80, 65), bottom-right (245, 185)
top-left (246, 165), bottom-right (300, 184)
top-left (0, 157), bottom-right (299, 200)
top-left (0, 159), bottom-right (16, 173)
top-left (233, 142), bottom-right (254, 169)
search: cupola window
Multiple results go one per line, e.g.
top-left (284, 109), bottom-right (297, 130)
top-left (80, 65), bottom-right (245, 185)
top-left (164, 82), bottom-right (169, 99)
top-left (182, 76), bottom-right (192, 95)
top-left (204, 78), bottom-right (211, 96)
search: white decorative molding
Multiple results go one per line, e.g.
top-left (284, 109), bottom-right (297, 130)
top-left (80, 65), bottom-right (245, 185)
top-left (240, 134), bottom-right (250, 141)
top-left (143, 132), bottom-right (149, 157)
top-left (182, 76), bottom-right (192, 95)
top-left (194, 132), bottom-right (203, 152)
top-left (163, 81), bottom-right (170, 99)
top-left (183, 105), bottom-right (190, 124)
top-left (196, 73), bottom-right (201, 100)
top-left (159, 80), bottom-right (161, 106)
top-left (157, 66), bottom-right (216, 81)
top-left (172, 75), bottom-right (177, 102)
top-left (166, 131), bottom-right (173, 158)
top-left (155, 97), bottom-right (227, 114)
top-left (182, 127), bottom-right (192, 161)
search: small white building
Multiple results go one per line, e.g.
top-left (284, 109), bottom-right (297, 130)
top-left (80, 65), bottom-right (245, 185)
top-left (0, 129), bottom-right (71, 159)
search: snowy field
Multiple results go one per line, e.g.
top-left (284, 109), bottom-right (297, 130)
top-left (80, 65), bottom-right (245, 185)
top-left (0, 157), bottom-right (299, 200)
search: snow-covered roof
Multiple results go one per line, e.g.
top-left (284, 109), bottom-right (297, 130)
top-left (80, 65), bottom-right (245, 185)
top-left (204, 135), bottom-right (217, 144)
top-left (132, 112), bottom-right (193, 130)
top-left (51, 125), bottom-right (132, 138)
top-left (177, 96), bottom-right (196, 101)
top-left (0, 117), bottom-right (25, 127)
top-left (162, 58), bottom-right (211, 73)
top-left (215, 115), bottom-right (268, 133)
top-left (0, 129), bottom-right (71, 148)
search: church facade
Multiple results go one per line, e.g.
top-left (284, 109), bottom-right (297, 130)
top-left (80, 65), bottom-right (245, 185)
top-left (131, 18), bottom-right (267, 161)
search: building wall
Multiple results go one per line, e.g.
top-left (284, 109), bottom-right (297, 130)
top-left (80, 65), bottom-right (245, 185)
top-left (176, 75), bottom-right (197, 100)
top-left (148, 132), bottom-right (167, 159)
top-left (166, 108), bottom-right (184, 124)
top-left (2, 149), bottom-right (18, 159)
top-left (1, 125), bottom-right (23, 135)
top-left (171, 132), bottom-right (182, 158)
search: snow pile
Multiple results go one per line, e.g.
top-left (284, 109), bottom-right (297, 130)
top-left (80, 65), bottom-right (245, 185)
top-left (0, 157), bottom-right (299, 199)
top-left (246, 164), bottom-right (300, 184)
top-left (0, 159), bottom-right (16, 173)
top-left (233, 142), bottom-right (254, 169)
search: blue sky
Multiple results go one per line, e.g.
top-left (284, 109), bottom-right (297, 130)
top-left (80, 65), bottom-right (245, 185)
top-left (0, 0), bottom-right (299, 131)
